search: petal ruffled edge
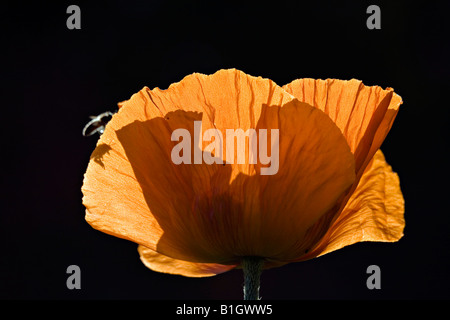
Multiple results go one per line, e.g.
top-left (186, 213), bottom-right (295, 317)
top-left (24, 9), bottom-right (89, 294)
top-left (138, 245), bottom-right (236, 278)
top-left (302, 149), bottom-right (405, 259)
top-left (282, 78), bottom-right (403, 176)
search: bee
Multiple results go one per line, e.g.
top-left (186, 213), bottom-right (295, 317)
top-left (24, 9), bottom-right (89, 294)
top-left (82, 111), bottom-right (115, 137)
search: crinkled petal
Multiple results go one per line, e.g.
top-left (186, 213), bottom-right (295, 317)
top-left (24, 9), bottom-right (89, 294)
top-left (235, 99), bottom-right (355, 262)
top-left (302, 150), bottom-right (405, 259)
top-left (282, 79), bottom-right (402, 175)
top-left (82, 69), bottom-right (356, 268)
top-left (82, 90), bottom-right (167, 255)
top-left (82, 69), bottom-right (299, 264)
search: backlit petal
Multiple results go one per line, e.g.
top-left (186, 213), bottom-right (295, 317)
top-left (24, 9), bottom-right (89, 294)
top-left (82, 69), bottom-right (356, 268)
top-left (236, 100), bottom-right (356, 262)
top-left (83, 69), bottom-right (298, 264)
top-left (303, 150), bottom-right (405, 258)
top-left (283, 79), bottom-right (402, 175)
top-left (82, 91), bottom-right (167, 254)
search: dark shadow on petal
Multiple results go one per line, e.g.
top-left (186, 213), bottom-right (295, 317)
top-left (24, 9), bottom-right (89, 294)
top-left (90, 144), bottom-right (112, 168)
top-left (353, 91), bottom-right (393, 175)
top-left (115, 101), bottom-right (355, 267)
top-left (116, 110), bottom-right (240, 264)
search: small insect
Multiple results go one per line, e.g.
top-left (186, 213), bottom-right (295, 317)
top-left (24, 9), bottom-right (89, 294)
top-left (82, 111), bottom-right (115, 137)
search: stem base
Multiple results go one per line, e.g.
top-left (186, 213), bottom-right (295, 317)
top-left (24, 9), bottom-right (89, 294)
top-left (242, 257), bottom-right (264, 300)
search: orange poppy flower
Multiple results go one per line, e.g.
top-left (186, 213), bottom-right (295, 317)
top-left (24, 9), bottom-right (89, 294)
top-left (82, 69), bottom-right (404, 298)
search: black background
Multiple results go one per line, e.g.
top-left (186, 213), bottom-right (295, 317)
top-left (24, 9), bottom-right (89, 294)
top-left (1, 0), bottom-right (449, 300)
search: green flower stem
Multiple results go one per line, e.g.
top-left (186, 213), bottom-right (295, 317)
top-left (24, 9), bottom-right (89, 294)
top-left (242, 257), bottom-right (264, 300)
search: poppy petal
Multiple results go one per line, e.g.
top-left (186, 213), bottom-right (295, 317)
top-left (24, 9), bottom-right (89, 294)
top-left (145, 68), bottom-right (293, 179)
top-left (82, 89), bottom-right (170, 256)
top-left (235, 100), bottom-right (355, 262)
top-left (82, 69), bottom-right (299, 264)
top-left (138, 245), bottom-right (236, 277)
top-left (82, 69), bottom-right (356, 267)
top-left (357, 93), bottom-right (402, 182)
top-left (306, 150), bottom-right (405, 258)
top-left (282, 79), bottom-right (402, 175)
